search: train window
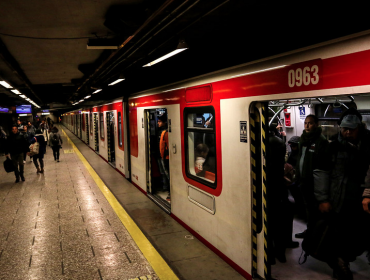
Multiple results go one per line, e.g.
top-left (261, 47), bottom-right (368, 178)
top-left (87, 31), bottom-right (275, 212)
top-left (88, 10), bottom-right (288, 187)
top-left (100, 112), bottom-right (104, 139)
top-left (118, 112), bottom-right (122, 146)
top-left (184, 106), bottom-right (216, 187)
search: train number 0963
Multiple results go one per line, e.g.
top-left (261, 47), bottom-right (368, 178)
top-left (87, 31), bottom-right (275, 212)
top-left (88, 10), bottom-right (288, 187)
top-left (288, 65), bottom-right (319, 88)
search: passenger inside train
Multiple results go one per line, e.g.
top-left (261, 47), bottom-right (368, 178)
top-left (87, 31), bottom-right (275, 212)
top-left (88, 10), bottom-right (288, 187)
top-left (187, 110), bottom-right (216, 183)
top-left (265, 95), bottom-right (370, 280)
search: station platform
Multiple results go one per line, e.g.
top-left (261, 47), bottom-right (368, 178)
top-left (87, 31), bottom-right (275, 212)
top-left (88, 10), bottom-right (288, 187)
top-left (0, 126), bottom-right (243, 280)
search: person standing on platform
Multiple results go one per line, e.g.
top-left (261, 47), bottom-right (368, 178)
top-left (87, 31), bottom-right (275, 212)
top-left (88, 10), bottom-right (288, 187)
top-left (4, 125), bottom-right (29, 182)
top-left (295, 114), bottom-right (329, 238)
top-left (29, 129), bottom-right (47, 174)
top-left (16, 119), bottom-right (23, 131)
top-left (49, 127), bottom-right (63, 162)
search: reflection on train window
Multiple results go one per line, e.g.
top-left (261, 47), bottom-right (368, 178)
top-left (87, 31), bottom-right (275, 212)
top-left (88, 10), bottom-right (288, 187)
top-left (118, 112), bottom-right (122, 146)
top-left (100, 112), bottom-right (104, 139)
top-left (184, 107), bottom-right (216, 187)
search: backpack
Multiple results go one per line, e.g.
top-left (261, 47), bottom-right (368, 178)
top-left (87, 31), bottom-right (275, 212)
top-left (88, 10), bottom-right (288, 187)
top-left (51, 133), bottom-right (59, 146)
top-left (29, 137), bottom-right (40, 156)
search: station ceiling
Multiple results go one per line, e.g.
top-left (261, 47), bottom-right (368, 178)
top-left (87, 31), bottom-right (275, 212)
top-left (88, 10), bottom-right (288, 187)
top-left (1, 0), bottom-right (370, 113)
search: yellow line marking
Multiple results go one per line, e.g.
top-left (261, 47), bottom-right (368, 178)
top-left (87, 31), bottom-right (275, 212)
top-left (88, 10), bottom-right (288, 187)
top-left (61, 128), bottom-right (178, 280)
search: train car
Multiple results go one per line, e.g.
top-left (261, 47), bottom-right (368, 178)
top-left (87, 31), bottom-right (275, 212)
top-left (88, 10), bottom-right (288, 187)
top-left (62, 31), bottom-right (370, 279)
top-left (63, 99), bottom-right (129, 178)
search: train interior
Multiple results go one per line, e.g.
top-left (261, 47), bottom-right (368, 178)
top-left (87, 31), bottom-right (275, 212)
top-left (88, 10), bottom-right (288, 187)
top-left (145, 108), bottom-right (171, 211)
top-left (106, 111), bottom-right (116, 167)
top-left (258, 93), bottom-right (370, 279)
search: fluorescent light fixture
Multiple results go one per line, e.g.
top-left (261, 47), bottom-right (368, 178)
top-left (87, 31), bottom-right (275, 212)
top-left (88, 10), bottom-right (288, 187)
top-left (20, 95), bottom-right (27, 98)
top-left (25, 98), bottom-right (30, 101)
top-left (19, 114), bottom-right (28, 117)
top-left (79, 99), bottom-right (84, 102)
top-left (84, 95), bottom-right (91, 99)
top-left (143, 40), bottom-right (188, 67)
top-left (11, 89), bottom-right (21, 95)
top-left (108, 74), bottom-right (125, 86)
top-left (42, 112), bottom-right (50, 115)
top-left (0, 81), bottom-right (12, 88)
top-left (93, 89), bottom-right (102, 94)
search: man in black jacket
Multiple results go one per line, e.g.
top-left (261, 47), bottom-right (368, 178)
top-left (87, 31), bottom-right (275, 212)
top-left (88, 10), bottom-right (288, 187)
top-left (5, 125), bottom-right (29, 182)
top-left (314, 108), bottom-right (370, 280)
top-left (295, 114), bottom-right (329, 238)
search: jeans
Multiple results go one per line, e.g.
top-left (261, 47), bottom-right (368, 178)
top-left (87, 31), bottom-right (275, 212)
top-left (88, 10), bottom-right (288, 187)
top-left (52, 145), bottom-right (60, 160)
top-left (33, 154), bottom-right (44, 169)
top-left (11, 153), bottom-right (24, 178)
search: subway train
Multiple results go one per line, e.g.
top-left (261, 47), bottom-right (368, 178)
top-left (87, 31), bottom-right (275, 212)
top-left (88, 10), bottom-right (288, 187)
top-left (61, 31), bottom-right (370, 279)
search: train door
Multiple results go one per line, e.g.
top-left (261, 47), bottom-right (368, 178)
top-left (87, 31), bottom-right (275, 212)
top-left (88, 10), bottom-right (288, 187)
top-left (249, 102), bottom-right (269, 280)
top-left (85, 114), bottom-right (89, 145)
top-left (79, 114), bottom-right (83, 139)
top-left (93, 113), bottom-right (99, 152)
top-left (106, 111), bottom-right (116, 166)
top-left (145, 108), bottom-right (171, 213)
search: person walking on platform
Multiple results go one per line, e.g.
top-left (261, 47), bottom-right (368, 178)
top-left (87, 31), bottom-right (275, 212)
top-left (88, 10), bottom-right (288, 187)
top-left (314, 108), bottom-right (370, 280)
top-left (49, 127), bottom-right (62, 162)
top-left (21, 126), bottom-right (32, 163)
top-left (295, 114), bottom-right (329, 238)
top-left (4, 125), bottom-right (29, 182)
top-left (30, 129), bottom-right (47, 173)
top-left (16, 119), bottom-right (23, 131)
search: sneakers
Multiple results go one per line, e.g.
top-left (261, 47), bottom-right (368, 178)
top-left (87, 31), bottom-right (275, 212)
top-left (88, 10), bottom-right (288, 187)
top-left (333, 258), bottom-right (353, 280)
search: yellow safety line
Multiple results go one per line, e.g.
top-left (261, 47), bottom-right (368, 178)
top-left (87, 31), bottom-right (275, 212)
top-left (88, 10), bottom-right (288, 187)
top-left (61, 128), bottom-right (178, 280)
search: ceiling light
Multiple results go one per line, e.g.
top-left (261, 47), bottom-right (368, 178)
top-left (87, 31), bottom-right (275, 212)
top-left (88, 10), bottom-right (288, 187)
top-left (25, 98), bottom-right (30, 101)
top-left (11, 89), bottom-right (21, 95)
top-left (93, 89), bottom-right (102, 94)
top-left (85, 95), bottom-right (91, 99)
top-left (20, 95), bottom-right (27, 98)
top-left (79, 99), bottom-right (84, 102)
top-left (0, 81), bottom-right (12, 88)
top-left (143, 40), bottom-right (188, 67)
top-left (108, 74), bottom-right (125, 86)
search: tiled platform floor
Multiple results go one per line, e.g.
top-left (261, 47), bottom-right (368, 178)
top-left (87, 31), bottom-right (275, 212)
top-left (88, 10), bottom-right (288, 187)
top-left (0, 134), bottom-right (157, 280)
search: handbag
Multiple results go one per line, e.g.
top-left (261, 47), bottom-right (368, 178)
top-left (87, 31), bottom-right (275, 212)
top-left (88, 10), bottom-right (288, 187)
top-left (3, 157), bottom-right (15, 173)
top-left (29, 137), bottom-right (40, 156)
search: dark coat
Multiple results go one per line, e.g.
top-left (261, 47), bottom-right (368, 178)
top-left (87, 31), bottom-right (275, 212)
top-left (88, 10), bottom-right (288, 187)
top-left (5, 132), bottom-right (29, 155)
top-left (296, 128), bottom-right (329, 184)
top-left (314, 129), bottom-right (370, 212)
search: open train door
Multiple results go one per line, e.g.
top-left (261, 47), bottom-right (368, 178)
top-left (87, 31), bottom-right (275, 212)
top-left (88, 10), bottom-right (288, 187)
top-left (249, 102), bottom-right (270, 280)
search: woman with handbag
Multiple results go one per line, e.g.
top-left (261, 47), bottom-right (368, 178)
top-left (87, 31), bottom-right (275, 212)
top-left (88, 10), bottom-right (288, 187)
top-left (29, 129), bottom-right (47, 173)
